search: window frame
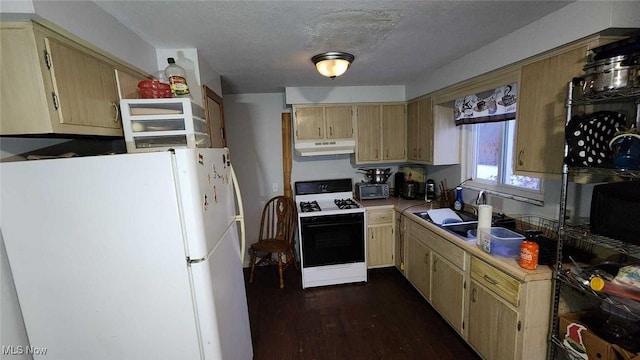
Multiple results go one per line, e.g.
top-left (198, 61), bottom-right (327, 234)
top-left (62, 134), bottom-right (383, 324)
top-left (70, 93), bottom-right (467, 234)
top-left (461, 121), bottom-right (545, 206)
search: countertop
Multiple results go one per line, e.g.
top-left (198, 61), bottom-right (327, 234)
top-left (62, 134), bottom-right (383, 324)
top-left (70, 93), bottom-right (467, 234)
top-left (360, 197), bottom-right (553, 283)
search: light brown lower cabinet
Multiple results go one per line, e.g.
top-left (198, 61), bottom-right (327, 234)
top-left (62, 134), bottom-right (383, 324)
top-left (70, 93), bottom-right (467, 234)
top-left (468, 279), bottom-right (519, 360)
top-left (431, 253), bottom-right (465, 334)
top-left (404, 216), bottom-right (551, 360)
top-left (406, 234), bottom-right (431, 300)
top-left (366, 208), bottom-right (395, 268)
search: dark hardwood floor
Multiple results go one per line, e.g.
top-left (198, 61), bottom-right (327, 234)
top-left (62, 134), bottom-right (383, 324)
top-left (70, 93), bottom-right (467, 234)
top-left (244, 266), bottom-right (481, 360)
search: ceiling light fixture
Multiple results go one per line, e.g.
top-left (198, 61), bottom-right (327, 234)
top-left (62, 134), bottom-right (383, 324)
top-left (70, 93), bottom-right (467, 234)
top-left (311, 51), bottom-right (355, 79)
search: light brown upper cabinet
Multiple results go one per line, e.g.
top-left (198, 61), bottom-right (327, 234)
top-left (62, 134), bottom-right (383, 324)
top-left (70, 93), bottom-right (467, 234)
top-left (515, 36), bottom-right (620, 176)
top-left (407, 96), bottom-right (459, 165)
top-left (0, 21), bottom-right (149, 136)
top-left (293, 105), bottom-right (353, 141)
top-left (355, 104), bottom-right (406, 164)
top-left (204, 85), bottom-right (226, 148)
top-left (407, 97), bottom-right (432, 162)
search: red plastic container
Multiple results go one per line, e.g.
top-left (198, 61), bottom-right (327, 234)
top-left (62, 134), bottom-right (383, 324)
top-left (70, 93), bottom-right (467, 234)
top-left (137, 80), bottom-right (172, 99)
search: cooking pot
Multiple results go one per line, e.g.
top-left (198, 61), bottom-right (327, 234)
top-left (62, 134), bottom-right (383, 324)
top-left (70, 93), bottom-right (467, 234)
top-left (358, 168), bottom-right (392, 184)
top-left (582, 54), bottom-right (640, 95)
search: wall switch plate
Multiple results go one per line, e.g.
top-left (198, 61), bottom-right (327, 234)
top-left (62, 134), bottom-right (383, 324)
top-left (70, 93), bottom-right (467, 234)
top-left (272, 183), bottom-right (279, 192)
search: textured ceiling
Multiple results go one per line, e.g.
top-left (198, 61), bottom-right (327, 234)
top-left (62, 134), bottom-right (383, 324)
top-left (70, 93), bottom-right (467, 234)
top-left (94, 1), bottom-right (573, 95)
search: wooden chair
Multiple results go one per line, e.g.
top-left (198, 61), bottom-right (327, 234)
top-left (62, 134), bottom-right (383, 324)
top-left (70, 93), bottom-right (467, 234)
top-left (248, 196), bottom-right (298, 288)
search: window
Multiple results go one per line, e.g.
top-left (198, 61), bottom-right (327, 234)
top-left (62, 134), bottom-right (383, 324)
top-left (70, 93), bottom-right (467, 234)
top-left (466, 120), bottom-right (543, 204)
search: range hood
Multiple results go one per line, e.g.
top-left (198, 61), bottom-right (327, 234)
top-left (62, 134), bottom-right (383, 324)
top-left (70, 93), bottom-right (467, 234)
top-left (294, 139), bottom-right (355, 156)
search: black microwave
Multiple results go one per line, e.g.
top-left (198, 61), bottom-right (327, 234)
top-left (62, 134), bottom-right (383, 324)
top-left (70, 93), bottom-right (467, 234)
top-left (355, 183), bottom-right (389, 200)
top-left (590, 181), bottom-right (640, 245)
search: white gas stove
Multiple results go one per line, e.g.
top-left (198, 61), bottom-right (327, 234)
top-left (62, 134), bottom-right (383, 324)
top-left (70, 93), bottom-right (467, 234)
top-left (294, 179), bottom-right (367, 289)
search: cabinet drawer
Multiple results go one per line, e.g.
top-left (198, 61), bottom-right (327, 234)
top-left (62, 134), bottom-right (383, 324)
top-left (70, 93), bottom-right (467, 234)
top-left (367, 209), bottom-right (393, 225)
top-left (471, 257), bottom-right (521, 307)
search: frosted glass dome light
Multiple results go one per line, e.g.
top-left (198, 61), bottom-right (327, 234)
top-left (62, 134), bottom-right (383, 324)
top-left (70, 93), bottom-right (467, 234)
top-left (311, 52), bottom-right (355, 78)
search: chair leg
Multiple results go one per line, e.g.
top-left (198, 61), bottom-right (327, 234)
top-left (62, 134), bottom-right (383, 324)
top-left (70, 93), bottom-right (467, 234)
top-left (277, 252), bottom-right (284, 289)
top-left (249, 250), bottom-right (257, 284)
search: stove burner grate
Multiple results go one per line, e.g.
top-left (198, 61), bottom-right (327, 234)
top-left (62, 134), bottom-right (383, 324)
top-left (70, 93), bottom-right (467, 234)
top-left (300, 201), bottom-right (321, 213)
top-left (334, 198), bottom-right (360, 209)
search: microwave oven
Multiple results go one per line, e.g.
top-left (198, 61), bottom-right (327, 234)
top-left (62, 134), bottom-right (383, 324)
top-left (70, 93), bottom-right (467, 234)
top-left (355, 183), bottom-right (389, 200)
top-left (590, 181), bottom-right (640, 245)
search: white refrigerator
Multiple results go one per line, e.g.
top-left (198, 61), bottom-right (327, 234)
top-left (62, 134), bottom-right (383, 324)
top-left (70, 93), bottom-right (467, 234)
top-left (0, 148), bottom-right (253, 360)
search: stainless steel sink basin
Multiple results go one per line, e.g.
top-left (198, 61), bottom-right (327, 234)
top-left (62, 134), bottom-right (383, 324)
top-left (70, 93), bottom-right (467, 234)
top-left (412, 210), bottom-right (478, 223)
top-left (412, 210), bottom-right (517, 241)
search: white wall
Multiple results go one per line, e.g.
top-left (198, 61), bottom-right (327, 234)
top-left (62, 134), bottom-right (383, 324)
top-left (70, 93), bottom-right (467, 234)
top-left (406, 1), bottom-right (640, 99)
top-left (155, 49), bottom-right (223, 107)
top-left (285, 85), bottom-right (405, 104)
top-left (224, 92), bottom-right (396, 264)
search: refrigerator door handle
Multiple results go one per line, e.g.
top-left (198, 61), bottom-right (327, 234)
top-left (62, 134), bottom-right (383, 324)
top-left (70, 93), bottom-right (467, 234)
top-left (230, 164), bottom-right (246, 263)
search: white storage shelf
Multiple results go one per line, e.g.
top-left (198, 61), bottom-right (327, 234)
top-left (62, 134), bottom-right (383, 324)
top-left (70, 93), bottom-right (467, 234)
top-left (120, 98), bottom-right (210, 153)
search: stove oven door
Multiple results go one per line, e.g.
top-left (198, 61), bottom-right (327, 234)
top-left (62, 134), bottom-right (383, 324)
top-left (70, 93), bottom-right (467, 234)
top-left (300, 212), bottom-right (365, 267)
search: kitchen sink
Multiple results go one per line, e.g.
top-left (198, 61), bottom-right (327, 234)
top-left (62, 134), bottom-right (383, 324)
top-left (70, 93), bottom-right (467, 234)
top-left (412, 210), bottom-right (517, 241)
top-left (412, 210), bottom-right (478, 223)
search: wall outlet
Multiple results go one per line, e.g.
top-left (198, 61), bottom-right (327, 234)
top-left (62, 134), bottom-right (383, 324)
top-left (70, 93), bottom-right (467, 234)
top-left (272, 183), bottom-right (279, 193)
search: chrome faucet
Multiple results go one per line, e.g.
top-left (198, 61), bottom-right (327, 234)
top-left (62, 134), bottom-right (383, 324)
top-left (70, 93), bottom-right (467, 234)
top-left (475, 190), bottom-right (487, 206)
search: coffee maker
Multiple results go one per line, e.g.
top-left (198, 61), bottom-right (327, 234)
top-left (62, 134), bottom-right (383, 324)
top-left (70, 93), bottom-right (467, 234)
top-left (426, 179), bottom-right (436, 201)
top-left (394, 172), bottom-right (405, 198)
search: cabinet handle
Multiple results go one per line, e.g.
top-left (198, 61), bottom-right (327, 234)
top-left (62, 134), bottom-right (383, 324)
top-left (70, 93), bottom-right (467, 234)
top-left (433, 258), bottom-right (437, 272)
top-left (472, 288), bottom-right (477, 303)
top-left (318, 127), bottom-right (321, 136)
top-left (517, 321), bottom-right (521, 331)
top-left (483, 274), bottom-right (499, 285)
top-left (518, 149), bottom-right (524, 166)
top-left (424, 253), bottom-right (428, 264)
top-left (386, 149), bottom-right (389, 158)
top-left (329, 126), bottom-right (333, 136)
top-left (51, 92), bottom-right (59, 110)
top-left (112, 102), bottom-right (120, 123)
top-left (44, 50), bottom-right (52, 69)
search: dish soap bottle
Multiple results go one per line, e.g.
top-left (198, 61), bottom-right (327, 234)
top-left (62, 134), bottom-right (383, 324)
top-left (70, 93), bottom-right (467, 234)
top-left (164, 58), bottom-right (191, 97)
top-left (453, 187), bottom-right (464, 211)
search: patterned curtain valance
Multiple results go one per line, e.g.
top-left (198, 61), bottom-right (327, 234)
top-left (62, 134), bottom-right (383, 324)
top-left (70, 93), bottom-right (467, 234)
top-left (454, 82), bottom-right (517, 126)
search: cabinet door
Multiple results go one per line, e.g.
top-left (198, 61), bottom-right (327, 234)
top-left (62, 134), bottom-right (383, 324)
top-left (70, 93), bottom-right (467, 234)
top-left (417, 97), bottom-right (433, 162)
top-left (431, 253), bottom-right (465, 334)
top-left (204, 86), bottom-right (225, 148)
top-left (356, 105), bottom-right (381, 162)
top-left (367, 225), bottom-right (394, 268)
top-left (468, 280), bottom-right (519, 360)
top-left (406, 234), bottom-right (431, 300)
top-left (407, 97), bottom-right (435, 163)
top-left (406, 100), bottom-right (420, 161)
top-left (0, 25), bottom-right (51, 134)
top-left (382, 104), bottom-right (406, 161)
top-left (47, 37), bottom-right (120, 129)
top-left (516, 45), bottom-right (590, 175)
top-left (325, 106), bottom-right (352, 139)
top-left (295, 106), bottom-right (324, 140)
top-left (394, 214), bottom-right (405, 272)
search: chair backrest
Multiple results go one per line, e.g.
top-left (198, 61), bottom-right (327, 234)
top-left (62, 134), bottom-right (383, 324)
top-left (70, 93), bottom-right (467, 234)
top-left (259, 196), bottom-right (297, 246)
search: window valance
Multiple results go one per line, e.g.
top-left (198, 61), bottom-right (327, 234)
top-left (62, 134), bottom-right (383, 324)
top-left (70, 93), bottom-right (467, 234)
top-left (454, 82), bottom-right (517, 126)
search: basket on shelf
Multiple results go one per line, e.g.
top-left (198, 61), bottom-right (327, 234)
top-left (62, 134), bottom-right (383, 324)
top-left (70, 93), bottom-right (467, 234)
top-left (137, 80), bottom-right (172, 99)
